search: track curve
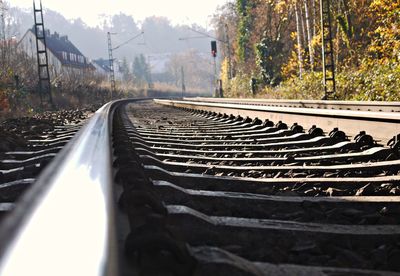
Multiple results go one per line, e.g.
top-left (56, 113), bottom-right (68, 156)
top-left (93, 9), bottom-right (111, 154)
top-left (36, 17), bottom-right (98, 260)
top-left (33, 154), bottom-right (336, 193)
top-left (0, 98), bottom-right (399, 276)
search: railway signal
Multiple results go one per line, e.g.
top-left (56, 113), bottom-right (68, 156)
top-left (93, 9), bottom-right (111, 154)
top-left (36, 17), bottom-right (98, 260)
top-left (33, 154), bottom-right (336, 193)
top-left (179, 28), bottom-right (233, 96)
top-left (211, 40), bottom-right (217, 57)
top-left (179, 27), bottom-right (232, 79)
top-left (210, 40), bottom-right (219, 97)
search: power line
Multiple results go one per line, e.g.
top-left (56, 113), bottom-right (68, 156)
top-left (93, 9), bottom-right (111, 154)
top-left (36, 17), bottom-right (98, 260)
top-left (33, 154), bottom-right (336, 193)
top-left (107, 31), bottom-right (144, 100)
top-left (112, 31), bottom-right (144, 51)
top-left (187, 27), bottom-right (227, 44)
top-left (178, 35), bottom-right (209, 41)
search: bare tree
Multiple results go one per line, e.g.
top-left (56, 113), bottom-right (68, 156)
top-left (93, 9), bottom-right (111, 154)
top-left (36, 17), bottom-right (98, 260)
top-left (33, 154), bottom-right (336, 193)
top-left (300, 2), bottom-right (307, 50)
top-left (304, 0), bottom-right (314, 70)
top-left (294, 2), bottom-right (303, 79)
top-left (311, 0), bottom-right (317, 37)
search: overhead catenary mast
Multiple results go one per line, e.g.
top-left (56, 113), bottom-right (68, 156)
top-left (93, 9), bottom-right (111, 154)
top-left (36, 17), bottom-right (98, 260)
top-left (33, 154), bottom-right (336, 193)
top-left (320, 0), bottom-right (336, 100)
top-left (107, 32), bottom-right (116, 100)
top-left (107, 31), bottom-right (144, 100)
top-left (33, 0), bottom-right (53, 107)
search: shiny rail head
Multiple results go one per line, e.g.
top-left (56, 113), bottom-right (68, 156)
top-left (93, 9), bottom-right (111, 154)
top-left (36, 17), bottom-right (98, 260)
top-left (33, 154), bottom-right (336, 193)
top-left (0, 99), bottom-right (143, 276)
top-left (183, 97), bottom-right (400, 112)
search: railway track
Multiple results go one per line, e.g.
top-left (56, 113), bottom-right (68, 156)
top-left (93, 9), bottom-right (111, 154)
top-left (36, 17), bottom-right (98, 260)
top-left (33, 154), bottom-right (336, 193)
top-left (0, 110), bottom-right (91, 219)
top-left (0, 98), bottom-right (399, 275)
top-left (185, 97), bottom-right (400, 112)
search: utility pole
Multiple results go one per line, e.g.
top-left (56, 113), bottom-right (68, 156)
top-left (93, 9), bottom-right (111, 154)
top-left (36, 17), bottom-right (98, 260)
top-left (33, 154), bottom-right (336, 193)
top-left (320, 0), bottom-right (336, 100)
top-left (181, 66), bottom-right (185, 98)
top-left (107, 32), bottom-right (116, 100)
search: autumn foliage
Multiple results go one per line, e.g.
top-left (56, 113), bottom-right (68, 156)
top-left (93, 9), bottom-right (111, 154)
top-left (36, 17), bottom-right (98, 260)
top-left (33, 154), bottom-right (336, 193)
top-left (213, 0), bottom-right (400, 100)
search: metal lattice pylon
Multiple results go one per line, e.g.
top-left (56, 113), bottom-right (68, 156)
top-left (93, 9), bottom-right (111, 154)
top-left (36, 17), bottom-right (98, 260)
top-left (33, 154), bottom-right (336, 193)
top-left (33, 0), bottom-right (53, 106)
top-left (107, 32), bottom-right (116, 100)
top-left (320, 0), bottom-right (336, 100)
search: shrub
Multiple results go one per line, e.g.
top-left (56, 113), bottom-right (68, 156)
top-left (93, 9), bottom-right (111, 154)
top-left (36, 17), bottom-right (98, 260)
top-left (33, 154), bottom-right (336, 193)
top-left (258, 71), bottom-right (324, 100)
top-left (248, 62), bottom-right (400, 101)
top-left (338, 61), bottom-right (400, 101)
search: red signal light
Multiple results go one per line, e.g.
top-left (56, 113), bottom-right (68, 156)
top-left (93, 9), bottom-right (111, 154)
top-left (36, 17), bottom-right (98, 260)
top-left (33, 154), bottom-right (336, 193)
top-left (211, 41), bottom-right (217, 57)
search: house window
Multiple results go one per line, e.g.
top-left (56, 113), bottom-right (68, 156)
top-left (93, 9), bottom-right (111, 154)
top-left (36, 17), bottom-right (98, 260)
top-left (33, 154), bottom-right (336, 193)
top-left (62, 51), bottom-right (67, 60)
top-left (78, 55), bottom-right (84, 63)
top-left (69, 53), bottom-right (78, 62)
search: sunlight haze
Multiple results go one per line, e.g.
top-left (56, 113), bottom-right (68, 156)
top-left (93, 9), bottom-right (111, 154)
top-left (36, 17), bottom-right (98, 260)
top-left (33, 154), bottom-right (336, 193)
top-left (9, 0), bottom-right (230, 28)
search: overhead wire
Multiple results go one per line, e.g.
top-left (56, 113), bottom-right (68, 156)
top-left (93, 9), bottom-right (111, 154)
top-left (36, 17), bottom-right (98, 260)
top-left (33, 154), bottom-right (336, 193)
top-left (112, 31), bottom-right (144, 51)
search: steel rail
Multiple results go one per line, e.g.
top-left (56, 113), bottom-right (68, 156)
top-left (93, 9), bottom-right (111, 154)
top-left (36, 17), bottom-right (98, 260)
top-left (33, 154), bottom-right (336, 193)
top-left (0, 99), bottom-right (133, 276)
top-left (156, 99), bottom-right (400, 144)
top-left (185, 97), bottom-right (400, 112)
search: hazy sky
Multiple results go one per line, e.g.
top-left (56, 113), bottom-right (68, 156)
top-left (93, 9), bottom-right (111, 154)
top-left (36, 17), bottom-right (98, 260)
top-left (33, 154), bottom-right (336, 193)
top-left (9, 0), bottom-right (230, 28)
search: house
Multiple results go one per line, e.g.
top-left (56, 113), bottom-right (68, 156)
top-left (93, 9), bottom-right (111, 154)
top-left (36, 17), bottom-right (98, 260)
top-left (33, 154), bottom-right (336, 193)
top-left (93, 58), bottom-right (124, 81)
top-left (92, 58), bottom-right (112, 76)
top-left (18, 28), bottom-right (94, 81)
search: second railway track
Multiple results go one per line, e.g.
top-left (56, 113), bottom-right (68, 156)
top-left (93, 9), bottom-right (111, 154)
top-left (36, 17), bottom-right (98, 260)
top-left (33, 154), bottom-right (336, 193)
top-left (0, 98), bottom-right (399, 275)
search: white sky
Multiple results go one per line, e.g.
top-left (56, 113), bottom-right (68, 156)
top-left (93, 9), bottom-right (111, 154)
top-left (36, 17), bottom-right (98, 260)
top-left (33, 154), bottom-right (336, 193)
top-left (9, 0), bottom-right (230, 28)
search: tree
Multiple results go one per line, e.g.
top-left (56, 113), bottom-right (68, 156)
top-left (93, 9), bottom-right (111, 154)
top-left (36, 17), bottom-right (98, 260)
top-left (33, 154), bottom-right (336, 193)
top-left (164, 50), bottom-right (213, 91)
top-left (294, 2), bottom-right (304, 79)
top-left (132, 54), bottom-right (151, 88)
top-left (255, 33), bottom-right (283, 85)
top-left (120, 57), bottom-right (131, 82)
top-left (236, 0), bottom-right (253, 63)
top-left (367, 0), bottom-right (400, 62)
top-left (304, 0), bottom-right (314, 70)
